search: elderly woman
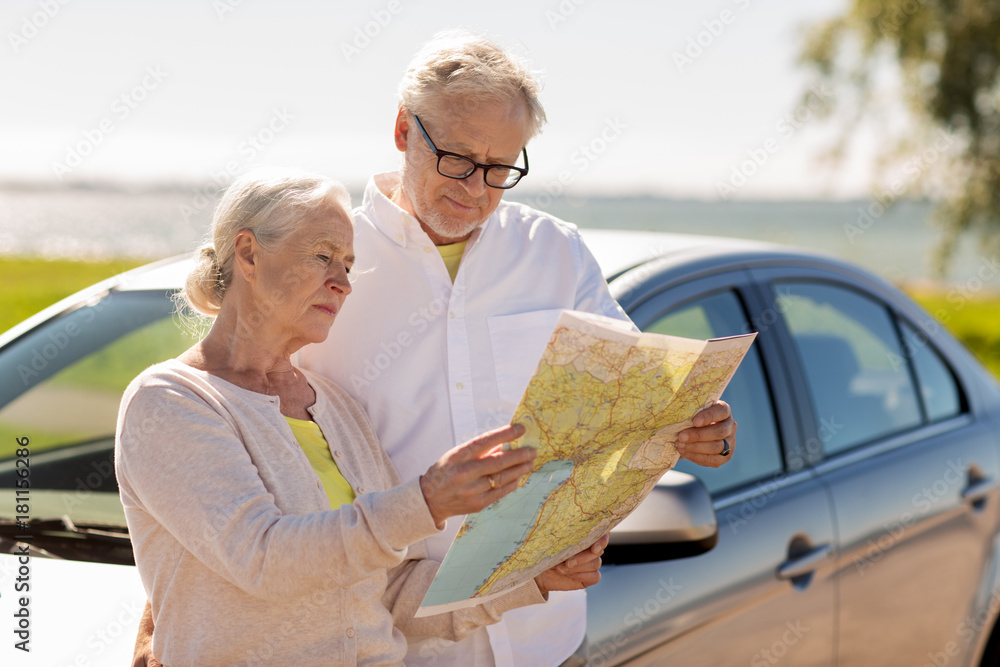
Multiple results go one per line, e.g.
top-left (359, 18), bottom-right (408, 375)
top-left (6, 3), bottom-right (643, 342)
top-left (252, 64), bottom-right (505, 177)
top-left (115, 171), bottom-right (604, 666)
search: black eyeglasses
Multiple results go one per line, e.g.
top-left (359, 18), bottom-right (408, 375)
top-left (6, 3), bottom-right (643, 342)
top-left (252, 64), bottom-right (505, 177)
top-left (412, 114), bottom-right (529, 189)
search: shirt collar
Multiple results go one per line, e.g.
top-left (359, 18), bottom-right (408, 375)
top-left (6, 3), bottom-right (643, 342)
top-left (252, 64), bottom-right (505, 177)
top-left (364, 171), bottom-right (413, 249)
top-left (362, 171), bottom-right (495, 250)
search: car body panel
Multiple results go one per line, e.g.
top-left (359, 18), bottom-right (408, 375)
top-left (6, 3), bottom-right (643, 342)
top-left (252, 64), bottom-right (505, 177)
top-left (821, 419), bottom-right (1000, 666)
top-left (587, 471), bottom-right (836, 667)
top-left (745, 263), bottom-right (1000, 666)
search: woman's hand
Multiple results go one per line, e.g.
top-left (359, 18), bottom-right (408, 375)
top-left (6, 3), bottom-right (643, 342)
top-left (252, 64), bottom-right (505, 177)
top-left (534, 534), bottom-right (609, 597)
top-left (420, 424), bottom-right (536, 527)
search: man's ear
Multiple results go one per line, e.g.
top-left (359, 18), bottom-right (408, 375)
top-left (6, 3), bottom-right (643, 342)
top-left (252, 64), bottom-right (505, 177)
top-left (233, 230), bottom-right (259, 283)
top-left (393, 108), bottom-right (409, 152)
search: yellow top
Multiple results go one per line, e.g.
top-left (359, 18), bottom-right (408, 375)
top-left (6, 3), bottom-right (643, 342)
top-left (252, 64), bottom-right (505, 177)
top-left (437, 240), bottom-right (468, 282)
top-left (285, 416), bottom-right (356, 508)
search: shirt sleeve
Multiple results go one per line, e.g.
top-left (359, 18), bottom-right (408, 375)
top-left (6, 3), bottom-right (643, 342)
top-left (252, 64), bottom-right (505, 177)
top-left (116, 380), bottom-right (441, 602)
top-left (380, 556), bottom-right (547, 642)
top-left (571, 227), bottom-right (638, 330)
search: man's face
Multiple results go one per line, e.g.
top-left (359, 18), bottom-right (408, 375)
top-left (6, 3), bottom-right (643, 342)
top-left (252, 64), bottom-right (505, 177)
top-left (395, 97), bottom-right (529, 245)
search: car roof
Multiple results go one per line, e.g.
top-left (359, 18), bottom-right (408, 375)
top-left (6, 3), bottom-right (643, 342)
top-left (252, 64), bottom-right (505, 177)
top-left (579, 229), bottom-right (827, 279)
top-left (116, 231), bottom-right (825, 292)
top-left (118, 253), bottom-right (196, 290)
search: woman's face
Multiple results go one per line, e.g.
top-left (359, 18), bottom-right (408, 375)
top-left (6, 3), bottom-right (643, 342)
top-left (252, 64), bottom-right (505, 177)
top-left (252, 202), bottom-right (355, 347)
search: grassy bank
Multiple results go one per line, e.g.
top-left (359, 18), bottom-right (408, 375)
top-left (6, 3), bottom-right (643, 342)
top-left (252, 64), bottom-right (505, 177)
top-left (0, 257), bottom-right (146, 332)
top-left (905, 288), bottom-right (1000, 381)
top-left (0, 257), bottom-right (998, 381)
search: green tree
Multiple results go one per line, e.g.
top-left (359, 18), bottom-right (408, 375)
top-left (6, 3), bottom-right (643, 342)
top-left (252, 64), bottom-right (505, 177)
top-left (800, 0), bottom-right (1000, 271)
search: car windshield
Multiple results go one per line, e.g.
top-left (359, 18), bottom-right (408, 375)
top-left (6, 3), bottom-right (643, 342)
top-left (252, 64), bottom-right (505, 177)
top-left (0, 288), bottom-right (193, 529)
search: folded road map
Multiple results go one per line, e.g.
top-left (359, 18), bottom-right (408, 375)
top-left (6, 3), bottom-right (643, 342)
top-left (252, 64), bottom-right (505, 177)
top-left (417, 310), bottom-right (756, 616)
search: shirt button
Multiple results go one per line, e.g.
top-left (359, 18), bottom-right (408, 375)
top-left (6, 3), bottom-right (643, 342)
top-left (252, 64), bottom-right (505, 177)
top-left (334, 450), bottom-right (341, 457)
top-left (346, 628), bottom-right (356, 638)
top-left (456, 382), bottom-right (464, 390)
top-left (449, 311), bottom-right (456, 320)
top-left (396, 233), bottom-right (403, 241)
top-left (357, 486), bottom-right (365, 493)
top-left (423, 246), bottom-right (432, 253)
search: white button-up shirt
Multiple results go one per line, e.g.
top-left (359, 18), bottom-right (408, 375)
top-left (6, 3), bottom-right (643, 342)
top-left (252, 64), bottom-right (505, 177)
top-left (299, 172), bottom-right (631, 667)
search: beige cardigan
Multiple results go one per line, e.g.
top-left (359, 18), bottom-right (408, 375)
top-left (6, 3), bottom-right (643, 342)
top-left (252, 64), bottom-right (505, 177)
top-left (115, 359), bottom-right (544, 666)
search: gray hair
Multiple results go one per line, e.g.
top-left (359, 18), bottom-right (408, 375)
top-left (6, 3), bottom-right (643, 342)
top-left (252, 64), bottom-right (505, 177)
top-left (183, 169), bottom-right (351, 317)
top-left (398, 29), bottom-right (547, 141)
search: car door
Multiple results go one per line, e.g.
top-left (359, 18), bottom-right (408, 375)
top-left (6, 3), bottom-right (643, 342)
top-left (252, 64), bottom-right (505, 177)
top-left (587, 268), bottom-right (837, 666)
top-left (753, 270), bottom-right (1000, 666)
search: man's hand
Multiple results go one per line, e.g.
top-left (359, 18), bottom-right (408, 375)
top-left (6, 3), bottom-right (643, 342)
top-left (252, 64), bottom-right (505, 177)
top-left (534, 534), bottom-right (609, 596)
top-left (675, 400), bottom-right (736, 468)
top-left (132, 599), bottom-right (160, 667)
top-left (420, 424), bottom-right (536, 527)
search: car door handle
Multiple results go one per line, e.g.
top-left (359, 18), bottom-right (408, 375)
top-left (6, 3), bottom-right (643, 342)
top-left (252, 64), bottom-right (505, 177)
top-left (776, 543), bottom-right (834, 580)
top-left (962, 477), bottom-right (998, 506)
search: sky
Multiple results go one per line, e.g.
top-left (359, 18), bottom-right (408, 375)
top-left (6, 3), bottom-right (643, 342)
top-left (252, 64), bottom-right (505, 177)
top-left (1, 0), bottom-right (870, 199)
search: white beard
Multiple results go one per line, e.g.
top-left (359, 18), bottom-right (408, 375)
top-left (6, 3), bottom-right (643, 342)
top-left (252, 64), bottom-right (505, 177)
top-left (399, 159), bottom-right (489, 242)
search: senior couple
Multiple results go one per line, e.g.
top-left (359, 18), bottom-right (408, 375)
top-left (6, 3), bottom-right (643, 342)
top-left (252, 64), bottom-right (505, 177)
top-left (117, 30), bottom-right (737, 667)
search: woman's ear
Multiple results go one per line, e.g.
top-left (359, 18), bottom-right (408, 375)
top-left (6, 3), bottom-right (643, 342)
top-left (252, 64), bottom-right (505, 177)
top-left (233, 230), bottom-right (259, 283)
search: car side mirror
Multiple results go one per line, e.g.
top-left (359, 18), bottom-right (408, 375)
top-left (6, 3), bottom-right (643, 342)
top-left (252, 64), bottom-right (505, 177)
top-left (604, 470), bottom-right (718, 565)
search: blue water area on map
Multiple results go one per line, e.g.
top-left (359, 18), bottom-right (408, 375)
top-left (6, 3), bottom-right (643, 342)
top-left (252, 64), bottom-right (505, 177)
top-left (422, 459), bottom-right (576, 606)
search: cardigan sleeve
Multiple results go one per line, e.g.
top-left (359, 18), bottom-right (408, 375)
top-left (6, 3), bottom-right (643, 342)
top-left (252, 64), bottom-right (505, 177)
top-left (380, 556), bottom-right (547, 642)
top-left (116, 377), bottom-right (441, 602)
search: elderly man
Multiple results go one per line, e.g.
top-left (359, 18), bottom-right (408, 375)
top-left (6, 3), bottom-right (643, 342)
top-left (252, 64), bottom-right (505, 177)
top-left (298, 30), bottom-right (737, 667)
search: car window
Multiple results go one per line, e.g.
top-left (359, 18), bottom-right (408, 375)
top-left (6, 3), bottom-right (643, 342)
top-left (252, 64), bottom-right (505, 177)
top-left (0, 289), bottom-right (192, 526)
top-left (899, 319), bottom-right (964, 422)
top-left (775, 282), bottom-right (922, 456)
top-left (644, 290), bottom-right (782, 495)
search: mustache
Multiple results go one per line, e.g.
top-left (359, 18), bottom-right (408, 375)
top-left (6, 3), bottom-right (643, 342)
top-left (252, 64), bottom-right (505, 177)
top-left (443, 188), bottom-right (488, 208)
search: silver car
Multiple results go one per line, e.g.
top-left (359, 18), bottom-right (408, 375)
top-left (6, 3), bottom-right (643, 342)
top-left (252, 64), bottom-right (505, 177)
top-left (1, 230), bottom-right (998, 666)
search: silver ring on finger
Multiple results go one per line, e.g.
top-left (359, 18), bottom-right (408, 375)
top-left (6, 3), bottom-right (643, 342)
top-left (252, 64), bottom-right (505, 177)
top-left (720, 438), bottom-right (732, 457)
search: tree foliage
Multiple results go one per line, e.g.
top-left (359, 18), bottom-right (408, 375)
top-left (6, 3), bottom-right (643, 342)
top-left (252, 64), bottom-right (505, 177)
top-left (800, 0), bottom-right (1000, 271)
